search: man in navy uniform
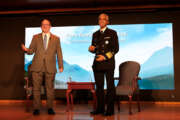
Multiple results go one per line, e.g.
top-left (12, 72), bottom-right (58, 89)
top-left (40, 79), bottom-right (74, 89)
top-left (89, 13), bottom-right (119, 116)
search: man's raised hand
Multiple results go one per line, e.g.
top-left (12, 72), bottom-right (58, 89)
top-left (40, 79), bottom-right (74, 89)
top-left (21, 44), bottom-right (28, 52)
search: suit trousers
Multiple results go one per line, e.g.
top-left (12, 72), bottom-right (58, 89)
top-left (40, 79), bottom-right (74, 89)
top-left (93, 69), bottom-right (115, 113)
top-left (32, 60), bottom-right (55, 109)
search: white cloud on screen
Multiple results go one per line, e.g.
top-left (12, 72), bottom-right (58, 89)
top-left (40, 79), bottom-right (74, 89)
top-left (51, 26), bottom-right (78, 44)
top-left (113, 24), bottom-right (145, 33)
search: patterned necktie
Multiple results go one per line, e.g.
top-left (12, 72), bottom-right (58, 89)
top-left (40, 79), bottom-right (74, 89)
top-left (43, 34), bottom-right (47, 49)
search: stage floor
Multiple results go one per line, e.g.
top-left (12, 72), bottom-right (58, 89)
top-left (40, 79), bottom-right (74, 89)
top-left (0, 102), bottom-right (180, 120)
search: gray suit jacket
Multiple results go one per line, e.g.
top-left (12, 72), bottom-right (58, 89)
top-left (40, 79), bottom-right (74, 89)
top-left (27, 33), bottom-right (63, 73)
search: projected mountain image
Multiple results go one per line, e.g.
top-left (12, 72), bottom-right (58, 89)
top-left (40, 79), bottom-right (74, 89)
top-left (25, 59), bottom-right (91, 89)
top-left (55, 60), bottom-right (91, 88)
top-left (139, 47), bottom-right (174, 89)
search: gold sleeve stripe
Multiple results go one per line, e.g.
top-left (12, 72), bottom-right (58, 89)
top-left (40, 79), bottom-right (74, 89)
top-left (106, 52), bottom-right (113, 59)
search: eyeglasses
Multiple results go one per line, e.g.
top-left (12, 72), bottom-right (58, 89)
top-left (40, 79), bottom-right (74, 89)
top-left (41, 24), bottom-right (51, 26)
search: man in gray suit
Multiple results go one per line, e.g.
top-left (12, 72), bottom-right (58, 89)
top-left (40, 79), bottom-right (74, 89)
top-left (22, 19), bottom-right (63, 115)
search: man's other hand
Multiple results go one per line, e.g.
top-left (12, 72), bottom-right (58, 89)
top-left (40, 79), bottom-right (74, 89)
top-left (96, 55), bottom-right (105, 62)
top-left (21, 44), bottom-right (28, 52)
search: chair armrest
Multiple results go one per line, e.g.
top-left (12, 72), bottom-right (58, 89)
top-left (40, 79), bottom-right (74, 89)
top-left (132, 76), bottom-right (140, 90)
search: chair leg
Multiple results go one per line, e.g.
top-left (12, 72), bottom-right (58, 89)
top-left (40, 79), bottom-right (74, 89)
top-left (66, 90), bottom-right (72, 111)
top-left (128, 95), bottom-right (132, 115)
top-left (137, 94), bottom-right (141, 112)
top-left (26, 95), bottom-right (31, 112)
top-left (117, 96), bottom-right (120, 111)
top-left (25, 95), bottom-right (29, 112)
top-left (70, 92), bottom-right (74, 110)
top-left (90, 89), bottom-right (97, 111)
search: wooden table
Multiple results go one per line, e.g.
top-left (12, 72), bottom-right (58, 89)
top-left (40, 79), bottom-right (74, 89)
top-left (66, 82), bottom-right (96, 111)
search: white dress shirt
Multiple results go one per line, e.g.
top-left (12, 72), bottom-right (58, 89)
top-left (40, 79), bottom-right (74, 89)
top-left (100, 27), bottom-right (107, 33)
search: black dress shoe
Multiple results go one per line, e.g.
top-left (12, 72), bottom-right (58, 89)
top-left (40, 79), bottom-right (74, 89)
top-left (90, 110), bottom-right (104, 115)
top-left (33, 109), bottom-right (40, 115)
top-left (48, 108), bottom-right (56, 115)
top-left (103, 111), bottom-right (114, 116)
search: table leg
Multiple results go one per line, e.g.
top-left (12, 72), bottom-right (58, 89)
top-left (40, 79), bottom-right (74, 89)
top-left (70, 92), bottom-right (73, 110)
top-left (91, 89), bottom-right (97, 110)
top-left (66, 89), bottom-right (72, 111)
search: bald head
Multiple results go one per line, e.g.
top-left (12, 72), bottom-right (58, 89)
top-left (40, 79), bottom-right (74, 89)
top-left (98, 13), bottom-right (109, 21)
top-left (98, 13), bottom-right (109, 29)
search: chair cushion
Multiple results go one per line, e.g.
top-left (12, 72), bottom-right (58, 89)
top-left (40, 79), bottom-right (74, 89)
top-left (116, 85), bottom-right (135, 96)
